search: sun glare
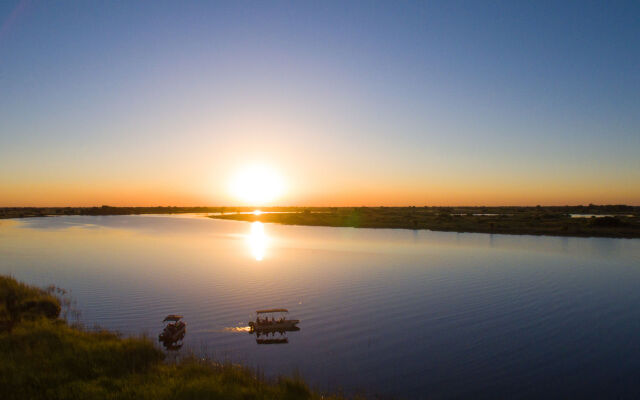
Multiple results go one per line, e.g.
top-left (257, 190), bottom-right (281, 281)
top-left (230, 165), bottom-right (284, 205)
top-left (248, 221), bottom-right (267, 261)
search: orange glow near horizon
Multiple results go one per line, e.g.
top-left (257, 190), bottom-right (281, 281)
top-left (1, 180), bottom-right (639, 207)
top-left (0, 161), bottom-right (639, 207)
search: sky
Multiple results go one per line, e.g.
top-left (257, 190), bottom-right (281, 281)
top-left (1, 0), bottom-right (639, 206)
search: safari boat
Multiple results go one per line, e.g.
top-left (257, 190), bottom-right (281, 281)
top-left (248, 308), bottom-right (299, 332)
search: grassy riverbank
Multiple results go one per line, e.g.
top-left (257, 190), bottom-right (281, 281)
top-left (209, 206), bottom-right (640, 238)
top-left (0, 275), bottom-right (346, 400)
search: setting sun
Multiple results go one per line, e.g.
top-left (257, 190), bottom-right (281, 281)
top-left (229, 165), bottom-right (285, 205)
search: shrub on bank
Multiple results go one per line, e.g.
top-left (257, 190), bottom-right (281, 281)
top-left (0, 276), bottom-right (61, 332)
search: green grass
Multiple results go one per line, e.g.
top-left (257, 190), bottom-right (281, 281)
top-left (0, 275), bottom-right (349, 400)
top-left (0, 275), bottom-right (61, 332)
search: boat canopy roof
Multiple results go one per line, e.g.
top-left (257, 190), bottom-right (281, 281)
top-left (163, 314), bottom-right (183, 322)
top-left (256, 308), bottom-right (288, 314)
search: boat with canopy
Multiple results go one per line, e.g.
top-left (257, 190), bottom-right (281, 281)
top-left (248, 308), bottom-right (300, 332)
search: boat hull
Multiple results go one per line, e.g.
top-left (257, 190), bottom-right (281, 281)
top-left (248, 319), bottom-right (300, 332)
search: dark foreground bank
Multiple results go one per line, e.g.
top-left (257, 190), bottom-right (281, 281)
top-left (0, 275), bottom-right (350, 400)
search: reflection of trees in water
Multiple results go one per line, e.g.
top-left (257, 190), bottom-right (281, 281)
top-left (590, 237), bottom-right (619, 257)
top-left (252, 326), bottom-right (300, 345)
top-left (161, 341), bottom-right (184, 351)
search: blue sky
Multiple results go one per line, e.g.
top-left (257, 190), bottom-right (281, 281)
top-left (1, 1), bottom-right (639, 205)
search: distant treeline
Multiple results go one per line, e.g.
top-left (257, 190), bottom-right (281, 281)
top-left (0, 206), bottom-right (244, 219)
top-left (209, 205), bottom-right (640, 239)
top-left (2, 204), bottom-right (640, 238)
top-left (1, 204), bottom-right (638, 220)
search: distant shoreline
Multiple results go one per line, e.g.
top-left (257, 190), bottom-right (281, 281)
top-left (207, 206), bottom-right (640, 239)
top-left (1, 205), bottom-right (639, 238)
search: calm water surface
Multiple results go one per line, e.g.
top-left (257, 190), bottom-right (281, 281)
top-left (1, 215), bottom-right (640, 399)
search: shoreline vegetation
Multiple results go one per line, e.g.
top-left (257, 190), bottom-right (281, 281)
top-left (209, 206), bottom-right (640, 238)
top-left (1, 205), bottom-right (639, 238)
top-left (0, 275), bottom-right (349, 400)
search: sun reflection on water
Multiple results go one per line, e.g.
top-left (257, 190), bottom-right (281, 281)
top-left (248, 221), bottom-right (267, 261)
